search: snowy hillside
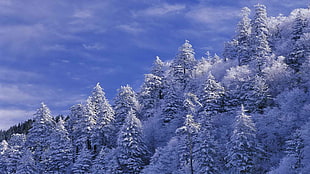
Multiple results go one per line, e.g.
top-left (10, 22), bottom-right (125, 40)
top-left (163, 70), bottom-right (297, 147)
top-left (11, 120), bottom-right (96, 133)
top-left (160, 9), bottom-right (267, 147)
top-left (1, 4), bottom-right (310, 174)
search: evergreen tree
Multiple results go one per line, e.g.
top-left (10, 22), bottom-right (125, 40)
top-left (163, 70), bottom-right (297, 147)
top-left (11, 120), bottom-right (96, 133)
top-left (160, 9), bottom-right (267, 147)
top-left (45, 118), bottom-right (73, 173)
top-left (151, 56), bottom-right (165, 78)
top-left (223, 65), bottom-right (269, 113)
top-left (116, 110), bottom-right (149, 173)
top-left (86, 83), bottom-right (115, 151)
top-left (0, 140), bottom-right (8, 173)
top-left (285, 129), bottom-right (304, 171)
top-left (171, 40), bottom-right (197, 89)
top-left (6, 134), bottom-right (26, 173)
top-left (138, 73), bottom-right (163, 120)
top-left (70, 104), bottom-right (95, 155)
top-left (237, 7), bottom-right (252, 66)
top-left (300, 121), bottom-right (310, 173)
top-left (161, 83), bottom-right (185, 124)
top-left (223, 65), bottom-right (253, 111)
top-left (199, 72), bottom-right (225, 115)
top-left (176, 114), bottom-right (200, 174)
top-left (183, 93), bottom-right (201, 117)
top-left (223, 39), bottom-right (238, 60)
top-left (91, 146), bottom-right (114, 174)
top-left (226, 105), bottom-right (264, 173)
top-left (16, 148), bottom-right (38, 174)
top-left (287, 10), bottom-right (307, 72)
top-left (72, 146), bottom-right (93, 174)
top-left (142, 137), bottom-right (180, 174)
top-left (26, 103), bottom-right (56, 172)
top-left (251, 4), bottom-right (272, 72)
top-left (114, 85), bottom-right (140, 129)
top-left (194, 111), bottom-right (219, 174)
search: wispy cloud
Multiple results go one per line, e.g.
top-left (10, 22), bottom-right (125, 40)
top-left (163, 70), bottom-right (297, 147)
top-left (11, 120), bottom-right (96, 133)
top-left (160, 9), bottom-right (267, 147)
top-left (73, 10), bottom-right (92, 19)
top-left (0, 109), bottom-right (34, 130)
top-left (83, 43), bottom-right (105, 50)
top-left (117, 23), bottom-right (145, 34)
top-left (0, 67), bottom-right (41, 83)
top-left (0, 84), bottom-right (38, 104)
top-left (186, 7), bottom-right (240, 25)
top-left (138, 3), bottom-right (186, 16)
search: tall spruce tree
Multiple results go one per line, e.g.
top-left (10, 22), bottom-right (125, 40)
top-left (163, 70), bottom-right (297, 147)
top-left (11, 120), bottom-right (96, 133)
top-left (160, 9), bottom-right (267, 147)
top-left (0, 140), bottom-right (8, 173)
top-left (72, 146), bottom-right (93, 174)
top-left (142, 137), bottom-right (180, 174)
top-left (138, 73), bottom-right (163, 120)
top-left (45, 118), bottom-right (73, 173)
top-left (251, 4), bottom-right (272, 73)
top-left (86, 83), bottom-right (115, 151)
top-left (16, 148), bottom-right (37, 174)
top-left (285, 129), bottom-right (304, 171)
top-left (194, 111), bottom-right (219, 174)
top-left (114, 85), bottom-right (140, 129)
top-left (226, 105), bottom-right (264, 173)
top-left (151, 56), bottom-right (165, 78)
top-left (26, 103), bottom-right (56, 173)
top-left (70, 104), bottom-right (96, 154)
top-left (6, 134), bottom-right (26, 174)
top-left (287, 10), bottom-right (307, 72)
top-left (176, 114), bottom-right (200, 174)
top-left (199, 72), bottom-right (225, 115)
top-left (237, 7), bottom-right (252, 66)
top-left (171, 40), bottom-right (197, 89)
top-left (116, 110), bottom-right (149, 173)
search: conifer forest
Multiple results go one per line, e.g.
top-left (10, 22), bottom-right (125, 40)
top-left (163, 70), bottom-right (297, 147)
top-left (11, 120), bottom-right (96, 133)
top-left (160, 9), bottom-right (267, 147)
top-left (1, 4), bottom-right (310, 174)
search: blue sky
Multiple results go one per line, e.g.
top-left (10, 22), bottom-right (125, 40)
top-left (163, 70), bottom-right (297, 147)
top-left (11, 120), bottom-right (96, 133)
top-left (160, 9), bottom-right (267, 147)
top-left (0, 0), bottom-right (309, 130)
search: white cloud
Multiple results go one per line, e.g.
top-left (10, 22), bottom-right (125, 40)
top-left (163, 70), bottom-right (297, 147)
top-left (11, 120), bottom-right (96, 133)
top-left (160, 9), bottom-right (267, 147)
top-left (186, 7), bottom-right (239, 24)
top-left (117, 24), bottom-right (145, 34)
top-left (0, 84), bottom-right (38, 104)
top-left (83, 43), bottom-right (105, 50)
top-left (73, 10), bottom-right (92, 19)
top-left (0, 109), bottom-right (34, 130)
top-left (43, 44), bottom-right (68, 51)
top-left (0, 68), bottom-right (41, 83)
top-left (137, 3), bottom-right (186, 16)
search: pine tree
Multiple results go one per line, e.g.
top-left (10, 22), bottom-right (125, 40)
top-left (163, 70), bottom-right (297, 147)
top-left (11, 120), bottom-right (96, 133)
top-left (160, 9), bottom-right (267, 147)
top-left (176, 114), bottom-right (200, 174)
top-left (151, 56), bottom-right (165, 78)
top-left (194, 111), bottom-right (219, 174)
top-left (223, 39), bottom-right (238, 60)
top-left (199, 72), bottom-right (225, 115)
top-left (45, 118), bottom-right (73, 173)
top-left (72, 146), bottom-right (93, 174)
top-left (251, 75), bottom-right (270, 113)
top-left (116, 110), bottom-right (149, 173)
top-left (26, 103), bottom-right (56, 172)
top-left (70, 104), bottom-right (95, 155)
top-left (86, 83), bottom-right (115, 151)
top-left (171, 40), bottom-right (197, 89)
top-left (16, 148), bottom-right (38, 174)
top-left (223, 65), bottom-right (253, 111)
top-left (142, 137), bottom-right (181, 174)
top-left (161, 83), bottom-right (185, 124)
top-left (6, 134), bottom-right (26, 173)
top-left (300, 121), bottom-right (310, 173)
top-left (237, 7), bottom-right (252, 66)
top-left (287, 10), bottom-right (307, 72)
top-left (91, 146), bottom-right (113, 174)
top-left (0, 140), bottom-right (8, 173)
top-left (285, 129), bottom-right (304, 171)
top-left (251, 4), bottom-right (272, 73)
top-left (138, 73), bottom-right (163, 120)
top-left (114, 85), bottom-right (140, 129)
top-left (226, 105), bottom-right (264, 173)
